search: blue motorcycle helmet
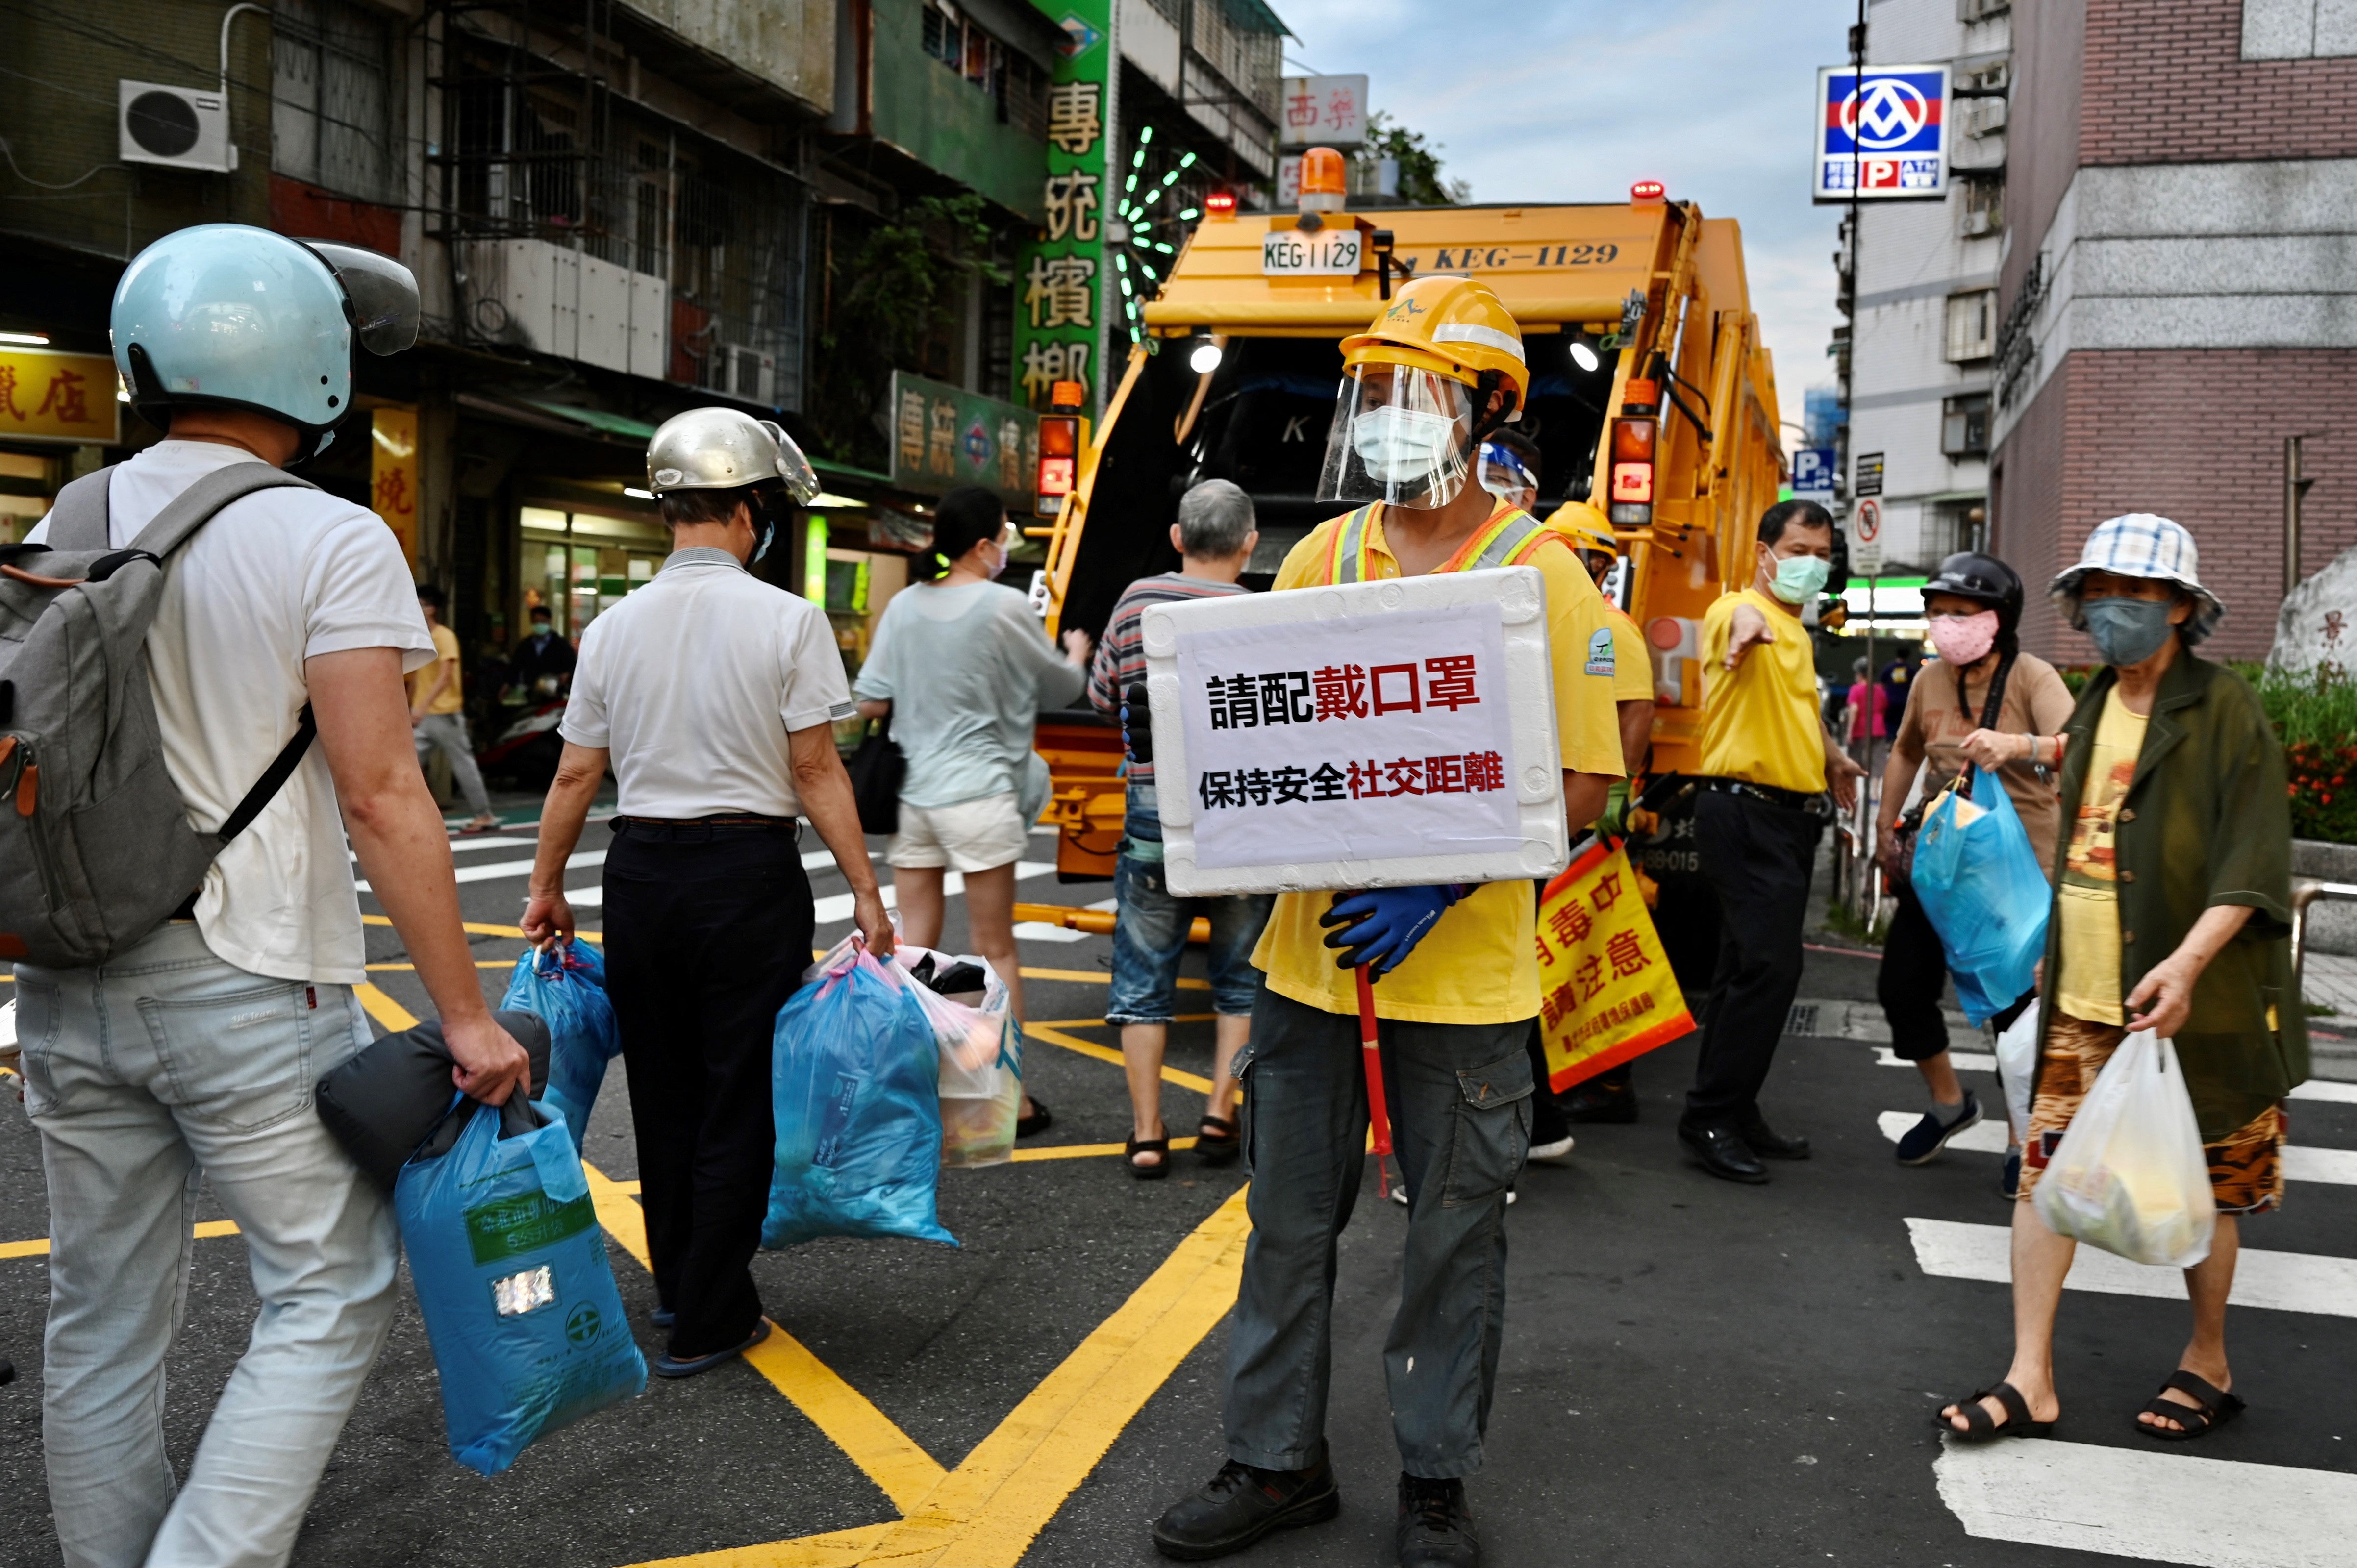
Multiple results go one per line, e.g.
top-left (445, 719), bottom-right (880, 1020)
top-left (111, 224), bottom-right (420, 462)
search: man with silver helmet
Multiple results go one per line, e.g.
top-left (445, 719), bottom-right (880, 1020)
top-left (19, 223), bottom-right (530, 1565)
top-left (522, 408), bottom-right (892, 1379)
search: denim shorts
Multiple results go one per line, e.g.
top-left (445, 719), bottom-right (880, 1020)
top-left (1107, 785), bottom-right (1274, 1024)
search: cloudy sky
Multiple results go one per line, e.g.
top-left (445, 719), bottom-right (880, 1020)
top-left (1274, 0), bottom-right (1856, 414)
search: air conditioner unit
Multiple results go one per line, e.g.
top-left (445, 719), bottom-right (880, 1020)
top-left (724, 344), bottom-right (777, 406)
top-left (1959, 208), bottom-right (2000, 238)
top-left (119, 81), bottom-right (236, 173)
top-left (1958, 0), bottom-right (2010, 21)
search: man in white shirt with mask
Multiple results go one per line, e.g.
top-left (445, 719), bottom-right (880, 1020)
top-left (18, 224), bottom-right (529, 1567)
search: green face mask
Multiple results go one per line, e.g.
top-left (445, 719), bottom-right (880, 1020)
top-left (1768, 550), bottom-right (1830, 605)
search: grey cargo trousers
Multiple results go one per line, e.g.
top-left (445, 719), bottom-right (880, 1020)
top-left (1224, 988), bottom-right (1532, 1479)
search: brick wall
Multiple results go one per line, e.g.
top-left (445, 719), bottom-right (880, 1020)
top-left (1995, 347), bottom-right (2357, 663)
top-left (2082, 0), bottom-right (2357, 165)
top-left (2004, 0), bottom-right (2086, 309)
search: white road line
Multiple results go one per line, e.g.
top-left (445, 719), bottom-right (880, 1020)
top-left (2293, 1079), bottom-right (2357, 1104)
top-left (355, 850), bottom-right (604, 893)
top-left (351, 836), bottom-right (540, 861)
top-left (812, 862), bottom-right (1057, 925)
top-left (1877, 1112), bottom-right (2357, 1185)
top-left (1935, 1435), bottom-right (2357, 1567)
top-left (1876, 1110), bottom-right (2011, 1155)
top-left (1905, 1217), bottom-right (2357, 1317)
top-left (1876, 1045), bottom-right (1997, 1072)
top-left (1010, 923), bottom-right (1091, 943)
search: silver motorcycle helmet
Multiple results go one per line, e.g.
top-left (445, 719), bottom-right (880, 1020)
top-left (645, 408), bottom-right (822, 503)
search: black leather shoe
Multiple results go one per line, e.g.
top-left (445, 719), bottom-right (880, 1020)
top-left (1564, 1082), bottom-right (1638, 1123)
top-left (1679, 1120), bottom-right (1768, 1184)
top-left (1396, 1473), bottom-right (1480, 1568)
top-left (1152, 1454), bottom-right (1339, 1560)
top-left (1737, 1111), bottom-right (1811, 1160)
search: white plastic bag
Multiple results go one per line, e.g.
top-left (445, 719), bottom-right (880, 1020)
top-left (893, 944), bottom-right (1023, 1169)
top-left (2032, 1029), bottom-right (2215, 1268)
top-left (1993, 1000), bottom-right (2040, 1138)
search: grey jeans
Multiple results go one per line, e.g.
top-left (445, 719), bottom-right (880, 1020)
top-left (412, 710), bottom-right (491, 817)
top-left (1225, 988), bottom-right (1532, 1479)
top-left (15, 922), bottom-right (397, 1568)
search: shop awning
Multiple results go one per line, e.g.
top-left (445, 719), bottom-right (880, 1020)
top-left (522, 399), bottom-right (661, 441)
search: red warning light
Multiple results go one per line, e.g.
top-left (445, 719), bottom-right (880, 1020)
top-left (1205, 190), bottom-right (1238, 217)
top-left (1630, 179), bottom-right (1666, 203)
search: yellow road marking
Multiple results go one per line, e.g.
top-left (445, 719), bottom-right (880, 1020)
top-left (362, 914), bottom-right (600, 942)
top-left (353, 983), bottom-right (421, 1031)
top-left (582, 1160), bottom-right (946, 1515)
top-left (627, 1185), bottom-right (1252, 1568)
top-left (4, 1218), bottom-right (240, 1261)
top-left (366, 961), bottom-right (518, 971)
top-left (1025, 1022), bottom-right (1213, 1094)
top-left (1009, 1137), bottom-right (1198, 1163)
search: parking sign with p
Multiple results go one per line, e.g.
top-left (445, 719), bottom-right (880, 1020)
top-left (1814, 65), bottom-right (1949, 202)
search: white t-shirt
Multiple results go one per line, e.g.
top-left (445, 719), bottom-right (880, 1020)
top-left (29, 441), bottom-right (435, 984)
top-left (560, 547), bottom-right (853, 817)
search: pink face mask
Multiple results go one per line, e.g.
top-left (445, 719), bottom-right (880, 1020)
top-left (1928, 608), bottom-right (2000, 666)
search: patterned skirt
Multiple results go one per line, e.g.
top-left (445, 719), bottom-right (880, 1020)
top-left (2017, 1009), bottom-right (2286, 1216)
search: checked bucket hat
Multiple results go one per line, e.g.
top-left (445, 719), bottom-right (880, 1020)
top-left (2048, 513), bottom-right (2225, 645)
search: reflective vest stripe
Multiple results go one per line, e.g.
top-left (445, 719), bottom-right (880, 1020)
top-left (1331, 504), bottom-right (1378, 584)
top-left (1313, 504), bottom-right (1555, 586)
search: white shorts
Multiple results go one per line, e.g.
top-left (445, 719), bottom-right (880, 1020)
top-left (887, 791), bottom-right (1028, 873)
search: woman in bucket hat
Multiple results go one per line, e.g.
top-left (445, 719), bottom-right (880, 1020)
top-left (1936, 513), bottom-right (2307, 1444)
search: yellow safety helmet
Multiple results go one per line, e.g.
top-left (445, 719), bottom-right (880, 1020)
top-left (1339, 275), bottom-right (1530, 414)
top-left (1545, 501), bottom-right (1617, 555)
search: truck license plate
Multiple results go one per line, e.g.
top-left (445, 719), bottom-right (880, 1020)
top-left (1261, 229), bottom-right (1362, 277)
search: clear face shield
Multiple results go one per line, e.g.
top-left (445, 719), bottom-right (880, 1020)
top-left (1316, 363), bottom-right (1477, 511)
top-left (306, 242), bottom-right (420, 355)
top-left (1475, 441), bottom-right (1537, 503)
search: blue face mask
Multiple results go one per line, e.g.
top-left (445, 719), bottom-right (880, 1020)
top-left (752, 519), bottom-right (774, 563)
top-left (2082, 595), bottom-right (2176, 666)
top-left (1768, 550), bottom-right (1830, 605)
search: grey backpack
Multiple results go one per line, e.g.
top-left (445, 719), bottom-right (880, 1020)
top-left (0, 463), bottom-right (325, 968)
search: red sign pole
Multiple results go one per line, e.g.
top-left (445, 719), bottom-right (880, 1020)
top-left (1355, 962), bottom-right (1396, 1198)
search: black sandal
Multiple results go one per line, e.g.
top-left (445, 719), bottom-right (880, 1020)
top-left (1935, 1381), bottom-right (2055, 1442)
top-left (2137, 1370), bottom-right (2244, 1441)
top-left (1127, 1135), bottom-right (1170, 1180)
top-left (1195, 1114), bottom-right (1240, 1166)
top-left (1016, 1097), bottom-right (1052, 1139)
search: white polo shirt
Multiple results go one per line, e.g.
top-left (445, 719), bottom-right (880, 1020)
top-left (560, 547), bottom-right (853, 818)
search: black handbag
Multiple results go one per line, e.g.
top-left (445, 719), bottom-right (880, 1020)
top-left (314, 1009), bottom-right (551, 1190)
top-left (847, 712), bottom-right (906, 836)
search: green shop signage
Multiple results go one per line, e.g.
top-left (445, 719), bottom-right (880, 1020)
top-left (1015, 0), bottom-right (1113, 412)
top-left (888, 370), bottom-right (1042, 513)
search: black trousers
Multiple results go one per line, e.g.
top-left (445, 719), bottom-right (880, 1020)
top-left (1877, 884), bottom-right (1953, 1062)
top-left (1682, 789), bottom-right (1822, 1127)
top-left (602, 819), bottom-right (812, 1358)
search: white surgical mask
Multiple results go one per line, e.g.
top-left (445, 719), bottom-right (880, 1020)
top-left (1351, 405), bottom-right (1460, 485)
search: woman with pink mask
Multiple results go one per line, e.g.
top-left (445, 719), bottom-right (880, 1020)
top-left (1874, 553), bottom-right (2075, 1189)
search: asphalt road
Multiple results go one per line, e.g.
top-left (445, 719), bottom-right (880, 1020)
top-left (2, 811), bottom-right (2353, 1567)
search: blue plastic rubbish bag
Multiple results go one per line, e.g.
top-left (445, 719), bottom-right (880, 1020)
top-left (395, 1097), bottom-right (646, 1475)
top-left (499, 939), bottom-right (620, 1154)
top-left (763, 944), bottom-right (954, 1250)
top-left (1911, 767), bottom-right (2049, 1026)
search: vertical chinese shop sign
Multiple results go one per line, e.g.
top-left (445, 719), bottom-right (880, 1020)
top-left (1016, 0), bottom-right (1113, 413)
top-left (371, 406), bottom-right (419, 566)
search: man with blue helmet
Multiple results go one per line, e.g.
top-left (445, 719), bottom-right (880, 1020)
top-left (20, 224), bottom-right (530, 1566)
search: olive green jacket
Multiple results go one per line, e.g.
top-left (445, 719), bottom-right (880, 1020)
top-left (2038, 650), bottom-right (2307, 1140)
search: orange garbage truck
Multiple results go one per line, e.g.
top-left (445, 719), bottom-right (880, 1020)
top-left (1025, 175), bottom-right (1789, 908)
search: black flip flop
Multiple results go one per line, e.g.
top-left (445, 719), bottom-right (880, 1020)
top-left (2137, 1370), bottom-right (2244, 1441)
top-left (1936, 1380), bottom-right (2055, 1442)
top-left (1127, 1135), bottom-right (1171, 1180)
top-left (1016, 1097), bottom-right (1052, 1139)
top-left (1195, 1114), bottom-right (1240, 1166)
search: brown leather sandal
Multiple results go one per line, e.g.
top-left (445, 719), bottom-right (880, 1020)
top-left (1126, 1135), bottom-right (1170, 1180)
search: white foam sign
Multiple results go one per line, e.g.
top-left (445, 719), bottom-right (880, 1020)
top-left (1142, 567), bottom-right (1569, 898)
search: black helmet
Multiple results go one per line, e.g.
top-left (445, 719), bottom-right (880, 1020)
top-left (1924, 551), bottom-right (2024, 633)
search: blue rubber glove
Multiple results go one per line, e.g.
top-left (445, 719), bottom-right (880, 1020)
top-left (1122, 681), bottom-right (1153, 766)
top-left (1319, 885), bottom-right (1468, 978)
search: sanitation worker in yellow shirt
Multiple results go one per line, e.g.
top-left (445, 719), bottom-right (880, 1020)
top-left (1152, 276), bottom-right (1623, 1568)
top-left (1674, 498), bottom-right (1866, 1186)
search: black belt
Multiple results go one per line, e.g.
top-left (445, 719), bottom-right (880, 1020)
top-left (611, 814), bottom-right (799, 841)
top-left (1700, 777), bottom-right (1825, 813)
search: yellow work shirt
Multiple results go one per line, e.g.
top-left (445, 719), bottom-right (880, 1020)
top-left (1698, 587), bottom-right (1825, 795)
top-left (1603, 602), bottom-right (1653, 704)
top-left (2056, 687), bottom-right (2148, 1025)
top-left (1250, 501), bottom-right (1626, 1025)
top-left (408, 622), bottom-right (465, 716)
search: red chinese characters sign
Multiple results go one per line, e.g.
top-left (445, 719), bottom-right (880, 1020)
top-left (370, 405), bottom-right (418, 566)
top-left (1535, 838), bottom-right (1693, 1090)
top-left (0, 348), bottom-right (121, 446)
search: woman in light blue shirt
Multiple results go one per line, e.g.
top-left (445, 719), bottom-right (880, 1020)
top-left (855, 488), bottom-right (1090, 1131)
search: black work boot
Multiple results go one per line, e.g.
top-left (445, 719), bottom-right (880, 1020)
top-left (1152, 1452), bottom-right (1339, 1560)
top-left (1396, 1473), bottom-right (1480, 1568)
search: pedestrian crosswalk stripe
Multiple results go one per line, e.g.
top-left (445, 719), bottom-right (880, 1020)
top-left (1876, 1045), bottom-right (1997, 1072)
top-left (809, 863), bottom-right (1058, 926)
top-left (354, 849), bottom-right (604, 893)
top-left (1935, 1434), bottom-right (2357, 1567)
top-left (1906, 1217), bottom-right (2357, 1317)
top-left (1877, 1112), bottom-right (2357, 1184)
top-left (2292, 1078), bottom-right (2357, 1104)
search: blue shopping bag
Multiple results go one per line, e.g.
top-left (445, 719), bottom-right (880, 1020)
top-left (499, 939), bottom-right (620, 1155)
top-left (1910, 766), bottom-right (2049, 1026)
top-left (763, 945), bottom-right (955, 1250)
top-left (395, 1097), bottom-right (646, 1476)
